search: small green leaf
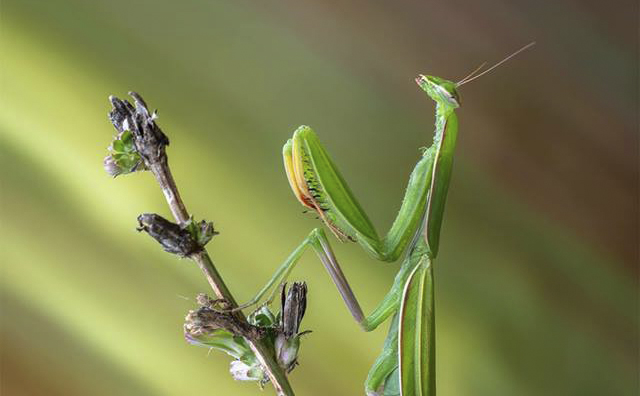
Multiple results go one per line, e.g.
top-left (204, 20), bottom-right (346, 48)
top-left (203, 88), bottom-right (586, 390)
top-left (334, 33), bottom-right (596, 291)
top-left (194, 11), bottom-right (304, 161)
top-left (120, 130), bottom-right (133, 146)
top-left (112, 139), bottom-right (125, 152)
top-left (184, 328), bottom-right (250, 360)
top-left (248, 306), bottom-right (277, 327)
top-left (184, 217), bottom-right (218, 248)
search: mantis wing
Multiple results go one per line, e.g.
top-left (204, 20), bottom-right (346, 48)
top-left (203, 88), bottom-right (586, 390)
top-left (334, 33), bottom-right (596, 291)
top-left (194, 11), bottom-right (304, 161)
top-left (398, 256), bottom-right (434, 396)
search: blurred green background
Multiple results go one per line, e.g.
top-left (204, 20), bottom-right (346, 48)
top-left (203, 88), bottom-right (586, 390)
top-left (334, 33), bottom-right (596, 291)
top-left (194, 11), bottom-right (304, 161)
top-left (1, 0), bottom-right (637, 395)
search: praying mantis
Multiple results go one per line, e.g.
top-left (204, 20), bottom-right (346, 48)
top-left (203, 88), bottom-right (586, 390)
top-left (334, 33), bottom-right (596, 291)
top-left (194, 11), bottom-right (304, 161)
top-left (238, 43), bottom-right (534, 396)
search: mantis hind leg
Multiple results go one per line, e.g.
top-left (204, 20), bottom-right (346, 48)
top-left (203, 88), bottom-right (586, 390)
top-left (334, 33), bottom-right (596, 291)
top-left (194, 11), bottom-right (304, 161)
top-left (237, 225), bottom-right (428, 334)
top-left (365, 312), bottom-right (400, 396)
top-left (361, 236), bottom-right (429, 331)
top-left (231, 234), bottom-right (312, 312)
top-left (236, 227), bottom-right (407, 331)
top-left (234, 228), bottom-right (365, 325)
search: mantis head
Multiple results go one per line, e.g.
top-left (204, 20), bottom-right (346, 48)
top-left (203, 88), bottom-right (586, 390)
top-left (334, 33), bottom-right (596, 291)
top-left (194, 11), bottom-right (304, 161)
top-left (415, 42), bottom-right (536, 110)
top-left (415, 75), bottom-right (460, 108)
top-left (415, 42), bottom-right (537, 110)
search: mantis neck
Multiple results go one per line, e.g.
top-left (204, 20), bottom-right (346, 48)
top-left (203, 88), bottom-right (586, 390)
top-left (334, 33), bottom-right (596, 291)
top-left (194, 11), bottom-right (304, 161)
top-left (433, 102), bottom-right (454, 147)
top-left (423, 102), bottom-right (458, 258)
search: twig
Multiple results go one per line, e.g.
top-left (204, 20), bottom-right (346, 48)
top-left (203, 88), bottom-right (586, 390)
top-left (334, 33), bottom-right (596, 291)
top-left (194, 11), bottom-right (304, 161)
top-left (108, 92), bottom-right (295, 396)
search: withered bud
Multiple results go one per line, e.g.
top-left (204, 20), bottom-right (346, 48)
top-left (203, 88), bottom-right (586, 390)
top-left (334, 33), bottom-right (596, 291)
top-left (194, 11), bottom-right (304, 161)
top-left (108, 92), bottom-right (169, 168)
top-left (273, 282), bottom-right (310, 373)
top-left (137, 213), bottom-right (200, 257)
top-left (195, 293), bottom-right (214, 307)
top-left (280, 282), bottom-right (308, 339)
top-left (185, 305), bottom-right (264, 340)
top-left (195, 293), bottom-right (231, 310)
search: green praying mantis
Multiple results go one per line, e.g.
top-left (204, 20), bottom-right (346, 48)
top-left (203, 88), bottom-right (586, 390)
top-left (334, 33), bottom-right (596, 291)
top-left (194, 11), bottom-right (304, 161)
top-left (236, 43), bottom-right (534, 396)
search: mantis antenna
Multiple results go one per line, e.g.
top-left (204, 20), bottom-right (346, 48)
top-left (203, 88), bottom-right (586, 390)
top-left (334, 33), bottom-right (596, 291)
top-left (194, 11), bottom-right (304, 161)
top-left (457, 41), bottom-right (536, 86)
top-left (456, 62), bottom-right (487, 86)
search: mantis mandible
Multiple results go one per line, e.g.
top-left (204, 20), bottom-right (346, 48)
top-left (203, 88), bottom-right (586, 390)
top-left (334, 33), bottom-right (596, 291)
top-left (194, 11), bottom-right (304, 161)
top-left (239, 43), bottom-right (534, 396)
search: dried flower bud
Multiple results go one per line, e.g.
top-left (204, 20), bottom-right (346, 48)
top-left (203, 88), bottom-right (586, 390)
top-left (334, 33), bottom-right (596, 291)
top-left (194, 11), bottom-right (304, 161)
top-left (105, 92), bottom-right (169, 177)
top-left (185, 294), bottom-right (264, 340)
top-left (185, 284), bottom-right (310, 385)
top-left (274, 282), bottom-right (310, 373)
top-left (280, 282), bottom-right (307, 338)
top-left (108, 94), bottom-right (135, 133)
top-left (184, 295), bottom-right (269, 384)
top-left (136, 213), bottom-right (201, 256)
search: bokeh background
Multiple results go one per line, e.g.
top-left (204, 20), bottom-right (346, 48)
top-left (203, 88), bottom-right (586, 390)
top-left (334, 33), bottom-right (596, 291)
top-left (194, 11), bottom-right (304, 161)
top-left (1, 0), bottom-right (638, 395)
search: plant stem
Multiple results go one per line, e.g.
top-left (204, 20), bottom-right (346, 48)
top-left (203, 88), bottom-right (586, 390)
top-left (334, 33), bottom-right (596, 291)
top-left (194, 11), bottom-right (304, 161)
top-left (149, 161), bottom-right (295, 396)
